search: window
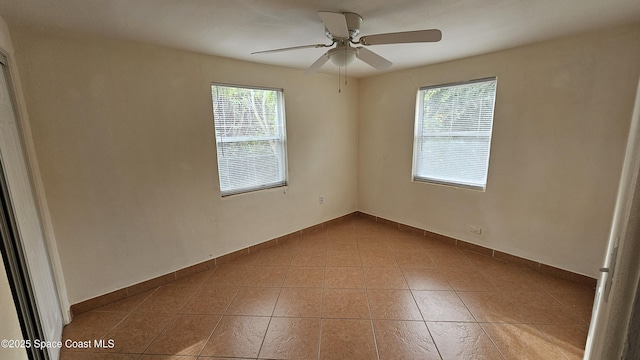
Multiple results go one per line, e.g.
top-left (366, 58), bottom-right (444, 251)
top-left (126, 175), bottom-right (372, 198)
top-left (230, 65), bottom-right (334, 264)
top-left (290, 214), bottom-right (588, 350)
top-left (412, 77), bottom-right (497, 190)
top-left (211, 84), bottom-right (288, 196)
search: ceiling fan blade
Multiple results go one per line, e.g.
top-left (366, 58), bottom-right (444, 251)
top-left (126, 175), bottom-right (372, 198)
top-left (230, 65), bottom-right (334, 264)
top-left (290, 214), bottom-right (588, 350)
top-left (318, 11), bottom-right (349, 39)
top-left (356, 47), bottom-right (392, 70)
top-left (252, 43), bottom-right (330, 55)
top-left (359, 29), bottom-right (442, 46)
top-left (305, 53), bottom-right (329, 74)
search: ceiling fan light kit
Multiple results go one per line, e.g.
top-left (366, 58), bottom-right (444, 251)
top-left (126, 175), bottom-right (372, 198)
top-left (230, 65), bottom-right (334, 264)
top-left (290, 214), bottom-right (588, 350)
top-left (328, 46), bottom-right (358, 67)
top-left (252, 11), bottom-right (442, 75)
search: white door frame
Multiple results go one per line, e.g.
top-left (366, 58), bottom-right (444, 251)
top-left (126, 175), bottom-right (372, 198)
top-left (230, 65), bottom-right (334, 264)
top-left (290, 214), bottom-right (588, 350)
top-left (584, 73), bottom-right (640, 358)
top-left (0, 26), bottom-right (70, 324)
top-left (0, 44), bottom-right (67, 360)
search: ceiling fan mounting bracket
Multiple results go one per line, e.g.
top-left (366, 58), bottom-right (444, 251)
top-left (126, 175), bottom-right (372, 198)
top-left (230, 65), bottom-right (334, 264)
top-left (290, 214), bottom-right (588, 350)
top-left (324, 12), bottom-right (363, 41)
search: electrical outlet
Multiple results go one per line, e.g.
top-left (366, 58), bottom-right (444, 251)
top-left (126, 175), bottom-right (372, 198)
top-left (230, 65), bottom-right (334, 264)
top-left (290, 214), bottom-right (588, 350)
top-left (469, 225), bottom-right (482, 235)
top-left (319, 195), bottom-right (324, 204)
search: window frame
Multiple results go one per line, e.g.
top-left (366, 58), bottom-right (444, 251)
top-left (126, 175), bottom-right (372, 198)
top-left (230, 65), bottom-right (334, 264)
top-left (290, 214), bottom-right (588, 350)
top-left (411, 77), bottom-right (497, 191)
top-left (211, 83), bottom-right (289, 197)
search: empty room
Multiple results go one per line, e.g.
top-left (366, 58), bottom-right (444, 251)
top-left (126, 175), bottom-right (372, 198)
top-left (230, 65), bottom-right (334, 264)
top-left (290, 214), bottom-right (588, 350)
top-left (1, 1), bottom-right (640, 360)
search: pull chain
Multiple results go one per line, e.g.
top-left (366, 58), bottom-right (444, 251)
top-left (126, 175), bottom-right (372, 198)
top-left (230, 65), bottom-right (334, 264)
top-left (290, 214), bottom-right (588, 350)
top-left (345, 53), bottom-right (348, 87)
top-left (337, 47), bottom-right (349, 93)
top-left (338, 66), bottom-right (347, 93)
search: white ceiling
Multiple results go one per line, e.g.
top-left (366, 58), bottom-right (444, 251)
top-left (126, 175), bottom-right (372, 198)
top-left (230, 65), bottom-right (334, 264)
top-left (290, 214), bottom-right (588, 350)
top-left (0, 0), bottom-right (639, 77)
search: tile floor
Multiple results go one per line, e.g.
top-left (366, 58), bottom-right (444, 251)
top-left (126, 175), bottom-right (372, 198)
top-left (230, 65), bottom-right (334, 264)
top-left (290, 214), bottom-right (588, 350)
top-left (59, 217), bottom-right (595, 360)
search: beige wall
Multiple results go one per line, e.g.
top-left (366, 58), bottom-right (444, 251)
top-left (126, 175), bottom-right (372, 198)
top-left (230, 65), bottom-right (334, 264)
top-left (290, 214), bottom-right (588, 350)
top-left (359, 25), bottom-right (640, 278)
top-left (11, 29), bottom-right (359, 304)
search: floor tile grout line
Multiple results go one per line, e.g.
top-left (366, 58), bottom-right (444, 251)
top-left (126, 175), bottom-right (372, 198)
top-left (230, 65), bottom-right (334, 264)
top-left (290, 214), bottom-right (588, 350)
top-left (476, 322), bottom-right (508, 360)
top-left (76, 287), bottom-right (162, 356)
top-left (194, 313), bottom-right (224, 358)
top-left (254, 262), bottom-right (287, 359)
top-left (366, 225), bottom-right (442, 359)
top-left (135, 275), bottom-right (209, 357)
top-left (362, 249), bottom-right (381, 360)
top-left (128, 286), bottom-right (159, 313)
top-left (456, 288), bottom-right (554, 326)
top-left (93, 298), bottom-right (146, 341)
top-left (452, 290), bottom-right (514, 358)
top-left (402, 260), bottom-right (445, 360)
top-left (317, 319), bottom-right (323, 360)
top-left (531, 322), bottom-right (578, 360)
top-left (317, 258), bottom-right (328, 360)
top-left (452, 290), bottom-right (482, 324)
top-left (136, 312), bottom-right (178, 356)
top-left (86, 285), bottom-right (159, 317)
top-left (195, 275), bottom-right (246, 357)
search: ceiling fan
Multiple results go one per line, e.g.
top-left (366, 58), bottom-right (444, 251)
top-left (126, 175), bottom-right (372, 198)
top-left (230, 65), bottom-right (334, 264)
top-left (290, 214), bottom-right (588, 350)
top-left (252, 11), bottom-right (442, 74)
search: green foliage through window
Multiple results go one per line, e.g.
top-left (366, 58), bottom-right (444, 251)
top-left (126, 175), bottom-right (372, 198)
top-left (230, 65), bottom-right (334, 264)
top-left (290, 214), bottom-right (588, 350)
top-left (212, 84), bottom-right (287, 196)
top-left (412, 78), bottom-right (497, 190)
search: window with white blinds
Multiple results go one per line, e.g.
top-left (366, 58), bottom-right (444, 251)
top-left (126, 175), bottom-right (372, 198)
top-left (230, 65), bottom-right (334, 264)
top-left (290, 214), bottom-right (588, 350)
top-left (412, 78), bottom-right (497, 190)
top-left (211, 84), bottom-right (288, 196)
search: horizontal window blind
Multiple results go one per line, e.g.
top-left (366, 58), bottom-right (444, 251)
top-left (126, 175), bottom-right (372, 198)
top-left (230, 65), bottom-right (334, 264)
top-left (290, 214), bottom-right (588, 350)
top-left (413, 78), bottom-right (497, 190)
top-left (212, 84), bottom-right (287, 196)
